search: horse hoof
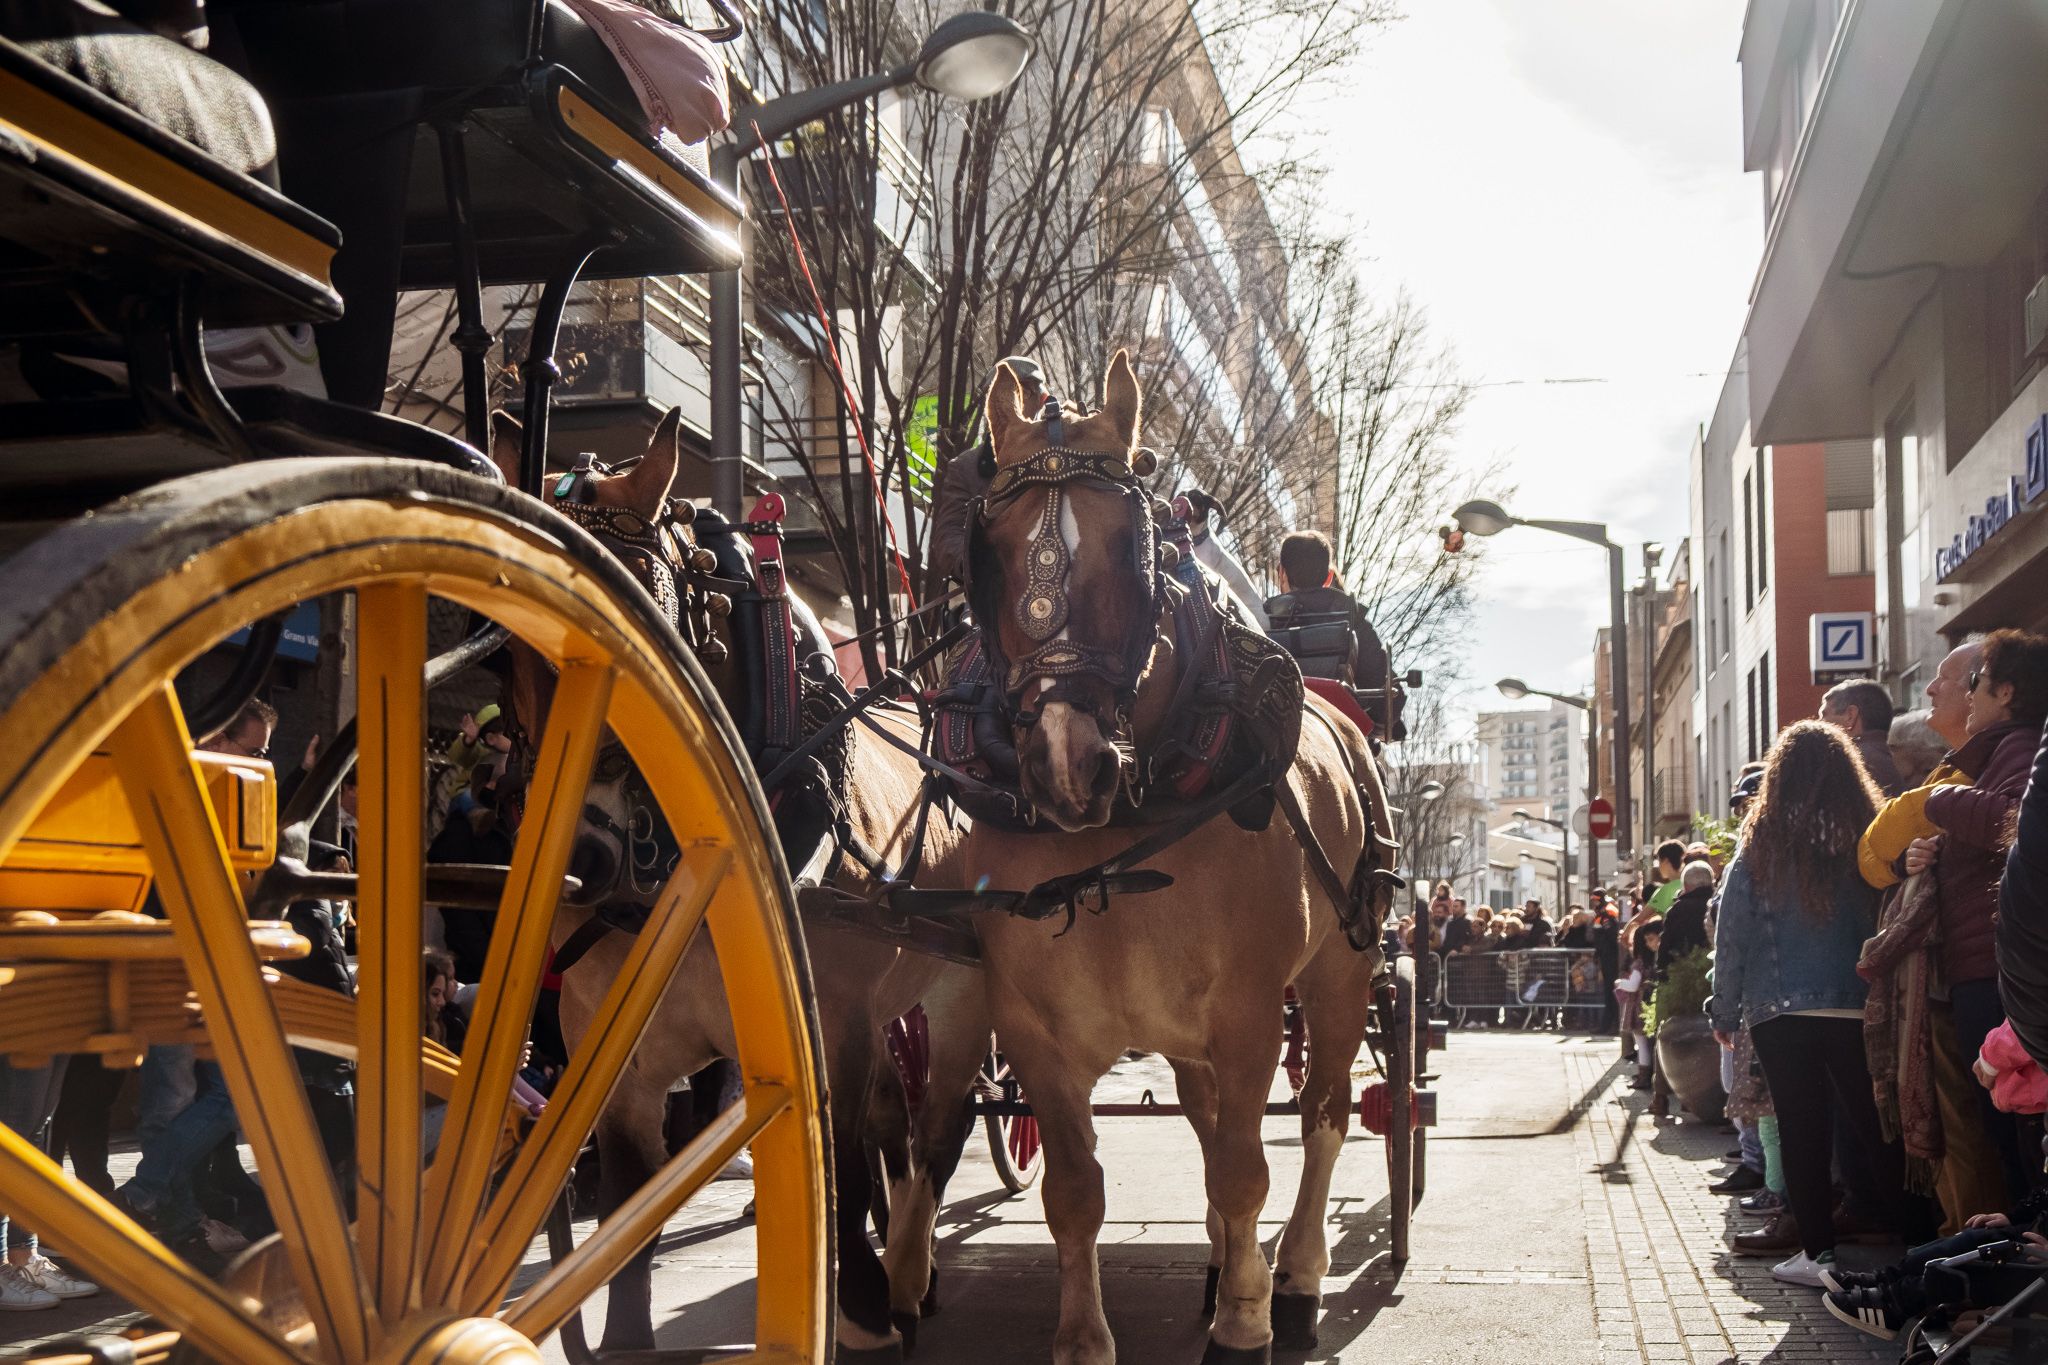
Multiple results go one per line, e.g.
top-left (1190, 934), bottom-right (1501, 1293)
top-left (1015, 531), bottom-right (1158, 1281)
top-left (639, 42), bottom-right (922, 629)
top-left (1271, 1293), bottom-right (1319, 1350)
top-left (1201, 1264), bottom-right (1220, 1318)
top-left (1198, 1339), bottom-right (1271, 1364)
top-left (891, 1311), bottom-right (920, 1355)
top-left (838, 1344), bottom-right (907, 1365)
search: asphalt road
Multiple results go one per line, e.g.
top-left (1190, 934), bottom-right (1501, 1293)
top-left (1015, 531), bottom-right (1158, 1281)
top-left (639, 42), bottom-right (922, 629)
top-left (537, 1029), bottom-right (1611, 1364)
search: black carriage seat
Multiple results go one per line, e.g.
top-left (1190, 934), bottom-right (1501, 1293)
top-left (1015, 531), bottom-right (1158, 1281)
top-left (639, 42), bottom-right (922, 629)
top-left (1266, 609), bottom-right (1357, 683)
top-left (214, 0), bottom-right (742, 409)
top-left (0, 5), bottom-right (495, 500)
top-left (0, 3), bottom-right (341, 333)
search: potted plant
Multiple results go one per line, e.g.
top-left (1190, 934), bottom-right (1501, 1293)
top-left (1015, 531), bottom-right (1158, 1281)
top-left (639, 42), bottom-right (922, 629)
top-left (1646, 947), bottom-right (1725, 1123)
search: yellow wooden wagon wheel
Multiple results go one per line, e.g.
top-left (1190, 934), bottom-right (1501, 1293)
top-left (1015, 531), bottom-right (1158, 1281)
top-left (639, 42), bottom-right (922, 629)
top-left (0, 459), bottom-right (829, 1364)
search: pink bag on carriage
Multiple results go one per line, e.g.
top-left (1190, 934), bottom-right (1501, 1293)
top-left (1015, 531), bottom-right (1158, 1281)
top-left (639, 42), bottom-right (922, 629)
top-left (559, 0), bottom-right (731, 145)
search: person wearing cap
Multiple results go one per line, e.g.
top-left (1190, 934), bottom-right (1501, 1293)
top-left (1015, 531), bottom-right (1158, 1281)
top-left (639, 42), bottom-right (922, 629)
top-left (1177, 488), bottom-right (1267, 630)
top-left (929, 356), bottom-right (1051, 589)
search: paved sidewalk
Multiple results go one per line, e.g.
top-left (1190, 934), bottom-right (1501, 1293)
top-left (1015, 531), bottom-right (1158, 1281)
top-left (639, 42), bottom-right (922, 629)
top-left (1568, 1040), bottom-right (1895, 1365)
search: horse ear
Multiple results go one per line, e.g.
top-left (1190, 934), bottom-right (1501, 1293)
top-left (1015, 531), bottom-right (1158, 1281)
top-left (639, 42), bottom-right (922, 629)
top-left (985, 362), bottom-right (1028, 462)
top-left (611, 407), bottom-right (681, 519)
top-left (488, 410), bottom-right (524, 489)
top-left (1102, 349), bottom-right (1141, 450)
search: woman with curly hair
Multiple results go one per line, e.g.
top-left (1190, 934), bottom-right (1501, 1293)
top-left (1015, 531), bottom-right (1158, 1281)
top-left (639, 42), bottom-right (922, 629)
top-left (1710, 720), bottom-right (1902, 1287)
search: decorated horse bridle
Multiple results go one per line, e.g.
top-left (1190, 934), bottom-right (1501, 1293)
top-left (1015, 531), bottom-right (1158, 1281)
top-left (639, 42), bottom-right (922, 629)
top-left (967, 402), bottom-right (1163, 723)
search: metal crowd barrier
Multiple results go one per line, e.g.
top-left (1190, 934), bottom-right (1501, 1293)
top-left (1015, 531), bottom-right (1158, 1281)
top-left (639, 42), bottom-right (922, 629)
top-left (1440, 949), bottom-right (1605, 1018)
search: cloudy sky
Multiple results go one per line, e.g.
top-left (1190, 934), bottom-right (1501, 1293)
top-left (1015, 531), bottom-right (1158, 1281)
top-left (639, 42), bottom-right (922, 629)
top-left (1306, 1), bottom-right (1758, 714)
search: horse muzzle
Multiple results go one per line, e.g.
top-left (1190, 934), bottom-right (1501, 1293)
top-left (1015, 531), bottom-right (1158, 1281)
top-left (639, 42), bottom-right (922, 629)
top-left (1019, 700), bottom-right (1121, 831)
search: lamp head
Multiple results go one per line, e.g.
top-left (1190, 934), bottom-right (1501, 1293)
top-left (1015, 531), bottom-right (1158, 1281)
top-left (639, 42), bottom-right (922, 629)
top-left (916, 12), bottom-right (1033, 101)
top-left (1495, 677), bottom-right (1530, 701)
top-left (1453, 498), bottom-right (1516, 537)
top-left (1417, 780), bottom-right (1445, 802)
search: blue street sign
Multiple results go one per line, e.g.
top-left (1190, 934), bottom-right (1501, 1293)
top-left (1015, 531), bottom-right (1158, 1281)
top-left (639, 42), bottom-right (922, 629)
top-left (1809, 611), bottom-right (1873, 678)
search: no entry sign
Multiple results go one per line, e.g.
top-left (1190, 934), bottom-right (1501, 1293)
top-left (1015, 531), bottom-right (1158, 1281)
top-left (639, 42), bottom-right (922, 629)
top-left (1584, 798), bottom-right (1616, 839)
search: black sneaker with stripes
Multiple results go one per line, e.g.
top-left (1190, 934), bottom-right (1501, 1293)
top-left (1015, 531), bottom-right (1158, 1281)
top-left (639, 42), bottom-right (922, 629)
top-left (1822, 1285), bottom-right (1907, 1341)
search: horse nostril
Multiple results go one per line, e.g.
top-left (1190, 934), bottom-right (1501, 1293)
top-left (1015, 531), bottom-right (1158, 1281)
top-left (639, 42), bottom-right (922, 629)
top-left (1090, 746), bottom-right (1120, 799)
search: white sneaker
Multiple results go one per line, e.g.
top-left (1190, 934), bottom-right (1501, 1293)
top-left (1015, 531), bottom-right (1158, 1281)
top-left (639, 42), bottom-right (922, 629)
top-left (1771, 1249), bottom-right (1837, 1287)
top-left (716, 1151), bottom-right (754, 1181)
top-left (198, 1218), bottom-right (249, 1256)
top-left (18, 1255), bottom-right (97, 1299)
top-left (0, 1265), bottom-right (59, 1311)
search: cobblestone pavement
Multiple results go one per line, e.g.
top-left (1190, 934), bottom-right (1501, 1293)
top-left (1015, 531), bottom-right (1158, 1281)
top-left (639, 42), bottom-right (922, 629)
top-left (0, 1032), bottom-right (1920, 1363)
top-left (1567, 1040), bottom-right (1896, 1365)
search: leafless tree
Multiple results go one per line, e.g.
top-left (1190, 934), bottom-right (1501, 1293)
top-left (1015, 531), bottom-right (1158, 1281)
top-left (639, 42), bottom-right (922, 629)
top-left (744, 0), bottom-right (1391, 671)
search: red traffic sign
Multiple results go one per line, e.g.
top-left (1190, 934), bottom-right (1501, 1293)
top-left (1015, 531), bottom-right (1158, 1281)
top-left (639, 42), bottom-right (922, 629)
top-left (1585, 798), bottom-right (1616, 839)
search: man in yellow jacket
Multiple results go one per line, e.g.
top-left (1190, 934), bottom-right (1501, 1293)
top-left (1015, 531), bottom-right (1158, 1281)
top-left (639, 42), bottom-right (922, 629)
top-left (1858, 643), bottom-right (1980, 889)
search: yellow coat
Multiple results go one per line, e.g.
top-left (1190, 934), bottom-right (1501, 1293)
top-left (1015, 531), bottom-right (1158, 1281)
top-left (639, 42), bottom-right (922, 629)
top-left (1858, 759), bottom-right (1968, 889)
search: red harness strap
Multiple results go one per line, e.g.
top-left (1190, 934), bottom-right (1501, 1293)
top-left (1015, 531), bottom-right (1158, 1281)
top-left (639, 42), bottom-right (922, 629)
top-left (1304, 676), bottom-right (1375, 740)
top-left (747, 493), bottom-right (802, 762)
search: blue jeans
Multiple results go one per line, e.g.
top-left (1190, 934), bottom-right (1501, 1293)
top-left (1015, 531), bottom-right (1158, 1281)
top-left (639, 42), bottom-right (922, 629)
top-left (122, 1061), bottom-right (235, 1241)
top-left (136, 1044), bottom-right (195, 1152)
top-left (0, 1058), bottom-right (70, 1257)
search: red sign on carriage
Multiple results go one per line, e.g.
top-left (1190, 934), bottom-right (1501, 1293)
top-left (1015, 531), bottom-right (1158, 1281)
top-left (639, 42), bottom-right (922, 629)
top-left (1585, 798), bottom-right (1616, 839)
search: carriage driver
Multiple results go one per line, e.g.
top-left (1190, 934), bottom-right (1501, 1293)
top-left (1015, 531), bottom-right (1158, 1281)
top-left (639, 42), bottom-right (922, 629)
top-left (1266, 529), bottom-right (1406, 739)
top-left (929, 356), bottom-right (1052, 589)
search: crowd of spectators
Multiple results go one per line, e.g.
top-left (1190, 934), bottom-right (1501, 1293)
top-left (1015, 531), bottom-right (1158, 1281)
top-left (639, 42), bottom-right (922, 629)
top-left (1405, 630), bottom-right (2048, 1341)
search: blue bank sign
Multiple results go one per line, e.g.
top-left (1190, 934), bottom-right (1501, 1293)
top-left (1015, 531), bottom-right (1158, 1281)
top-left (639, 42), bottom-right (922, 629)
top-left (1933, 414), bottom-right (2048, 581)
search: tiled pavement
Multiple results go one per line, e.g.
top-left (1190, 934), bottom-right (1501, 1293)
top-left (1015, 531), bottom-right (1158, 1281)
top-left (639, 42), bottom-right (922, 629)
top-left (1568, 1041), bottom-right (1895, 1364)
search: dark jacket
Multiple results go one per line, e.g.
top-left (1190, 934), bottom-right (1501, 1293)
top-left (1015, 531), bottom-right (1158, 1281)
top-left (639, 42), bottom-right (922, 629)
top-left (1439, 914), bottom-right (1473, 955)
top-left (2000, 719), bottom-right (2048, 1071)
top-left (1656, 884), bottom-right (1712, 973)
top-left (1856, 731), bottom-right (1906, 799)
top-left (1522, 913), bottom-right (1554, 948)
top-left (1924, 718), bottom-right (2037, 987)
top-left (1708, 848), bottom-right (1879, 1033)
top-left (929, 443), bottom-right (990, 586)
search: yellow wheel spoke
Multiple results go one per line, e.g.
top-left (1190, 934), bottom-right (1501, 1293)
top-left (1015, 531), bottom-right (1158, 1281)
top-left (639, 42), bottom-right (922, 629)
top-left (107, 684), bottom-right (371, 1364)
top-left (461, 846), bottom-right (731, 1311)
top-left (421, 659), bottom-right (614, 1303)
top-left (353, 581), bottom-right (429, 1322)
top-left (0, 1126), bottom-right (297, 1365)
top-left (503, 1082), bottom-right (791, 1344)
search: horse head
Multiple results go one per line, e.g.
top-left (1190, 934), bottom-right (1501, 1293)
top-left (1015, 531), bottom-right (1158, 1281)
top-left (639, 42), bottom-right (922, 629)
top-left (488, 408), bottom-right (698, 909)
top-left (971, 349), bottom-right (1160, 831)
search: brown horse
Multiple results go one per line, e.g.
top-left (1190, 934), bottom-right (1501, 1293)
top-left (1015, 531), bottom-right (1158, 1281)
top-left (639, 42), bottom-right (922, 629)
top-left (890, 354), bottom-right (1394, 1364)
top-left (485, 412), bottom-right (970, 1361)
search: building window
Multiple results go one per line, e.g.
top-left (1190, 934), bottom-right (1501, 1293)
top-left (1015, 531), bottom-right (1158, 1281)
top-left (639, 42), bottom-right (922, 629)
top-left (1760, 649), bottom-right (1772, 745)
top-left (1746, 666), bottom-right (1758, 762)
top-left (1756, 462), bottom-right (1769, 596)
top-left (1742, 470), bottom-right (1755, 611)
top-left (1825, 508), bottom-right (1872, 575)
top-left (1718, 530), bottom-right (1731, 658)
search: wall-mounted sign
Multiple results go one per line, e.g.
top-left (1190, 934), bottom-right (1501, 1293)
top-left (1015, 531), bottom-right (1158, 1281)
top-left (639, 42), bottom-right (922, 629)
top-left (1810, 610), bottom-right (1873, 683)
top-left (1934, 414), bottom-right (2048, 581)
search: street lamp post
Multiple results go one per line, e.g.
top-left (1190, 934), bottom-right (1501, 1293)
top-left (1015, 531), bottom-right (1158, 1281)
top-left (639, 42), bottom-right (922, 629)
top-left (1457, 499), bottom-right (1633, 869)
top-left (709, 12), bottom-right (1034, 517)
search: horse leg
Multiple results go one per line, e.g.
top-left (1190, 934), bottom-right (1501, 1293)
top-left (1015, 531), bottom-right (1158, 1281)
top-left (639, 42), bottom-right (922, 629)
top-left (883, 965), bottom-right (989, 1331)
top-left (593, 1062), bottom-right (670, 1353)
top-left (868, 1046), bottom-right (912, 1245)
top-left (824, 1011), bottom-right (903, 1362)
top-left (1203, 1013), bottom-right (1282, 1363)
top-left (1168, 1057), bottom-right (1226, 1319)
top-left (1000, 1025), bottom-right (1116, 1365)
top-left (1270, 952), bottom-right (1372, 1350)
